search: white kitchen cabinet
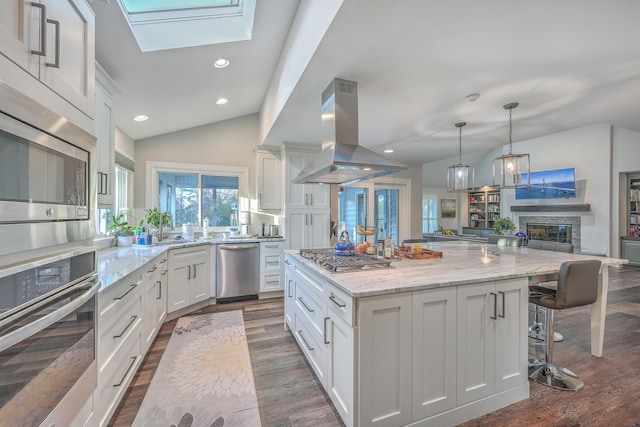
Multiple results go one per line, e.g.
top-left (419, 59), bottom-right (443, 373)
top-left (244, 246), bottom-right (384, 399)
top-left (259, 241), bottom-right (284, 292)
top-left (142, 255), bottom-right (167, 353)
top-left (284, 259), bottom-right (296, 329)
top-left (0, 0), bottom-right (95, 121)
top-left (359, 293), bottom-right (413, 427)
top-left (95, 82), bottom-right (114, 207)
top-left (255, 146), bottom-right (281, 210)
top-left (412, 287), bottom-right (457, 419)
top-left (286, 209), bottom-right (331, 250)
top-left (283, 147), bottom-right (330, 210)
top-left (326, 297), bottom-right (355, 427)
top-left (167, 246), bottom-right (210, 313)
top-left (456, 278), bottom-right (528, 405)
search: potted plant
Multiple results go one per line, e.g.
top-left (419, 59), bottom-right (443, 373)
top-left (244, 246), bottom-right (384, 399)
top-left (109, 211), bottom-right (136, 246)
top-left (493, 217), bottom-right (516, 236)
top-left (143, 208), bottom-right (172, 230)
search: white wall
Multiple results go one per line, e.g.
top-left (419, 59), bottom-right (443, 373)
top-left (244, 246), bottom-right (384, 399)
top-left (134, 114), bottom-right (259, 210)
top-left (115, 127), bottom-right (135, 160)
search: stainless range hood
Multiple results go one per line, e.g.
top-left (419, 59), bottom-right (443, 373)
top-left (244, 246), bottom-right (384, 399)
top-left (292, 78), bottom-right (407, 185)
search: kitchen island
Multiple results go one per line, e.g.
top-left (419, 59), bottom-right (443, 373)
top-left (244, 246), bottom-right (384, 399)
top-left (284, 241), bottom-right (627, 427)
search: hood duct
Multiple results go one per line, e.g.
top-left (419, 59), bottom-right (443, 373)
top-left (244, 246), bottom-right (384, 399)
top-left (292, 78), bottom-right (407, 185)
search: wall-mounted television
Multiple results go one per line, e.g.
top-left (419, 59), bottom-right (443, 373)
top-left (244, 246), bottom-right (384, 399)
top-left (515, 168), bottom-right (576, 200)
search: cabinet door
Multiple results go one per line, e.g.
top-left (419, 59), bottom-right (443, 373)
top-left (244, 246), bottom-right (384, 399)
top-left (456, 282), bottom-right (495, 405)
top-left (284, 263), bottom-right (295, 329)
top-left (308, 210), bottom-right (330, 248)
top-left (0, 0), bottom-right (40, 77)
top-left (256, 152), bottom-right (281, 210)
top-left (285, 151), bottom-right (309, 208)
top-left (167, 262), bottom-right (189, 313)
top-left (494, 278), bottom-right (528, 392)
top-left (156, 270), bottom-right (168, 325)
top-left (359, 293), bottom-right (412, 427)
top-left (412, 288), bottom-right (457, 419)
top-left (285, 210), bottom-right (308, 250)
top-left (190, 259), bottom-right (209, 303)
top-left (326, 308), bottom-right (355, 427)
top-left (142, 276), bottom-right (158, 352)
top-left (95, 83), bottom-right (114, 206)
top-left (40, 0), bottom-right (95, 116)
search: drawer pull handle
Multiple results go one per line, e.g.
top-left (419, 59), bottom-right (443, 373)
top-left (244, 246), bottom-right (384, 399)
top-left (148, 266), bottom-right (157, 273)
top-left (157, 280), bottom-right (162, 299)
top-left (329, 294), bottom-right (346, 308)
top-left (266, 261), bottom-right (280, 266)
top-left (113, 283), bottom-right (137, 301)
top-left (113, 316), bottom-right (137, 338)
top-left (298, 330), bottom-right (314, 351)
top-left (160, 258), bottom-right (167, 264)
top-left (187, 265), bottom-right (191, 279)
top-left (499, 291), bottom-right (506, 318)
top-left (192, 264), bottom-right (197, 278)
top-left (266, 245), bottom-right (279, 249)
top-left (324, 317), bottom-right (330, 344)
top-left (284, 259), bottom-right (291, 266)
top-left (288, 280), bottom-right (293, 298)
top-left (161, 270), bottom-right (168, 276)
top-left (266, 280), bottom-right (279, 284)
top-left (490, 292), bottom-right (497, 320)
top-left (298, 297), bottom-right (314, 313)
top-left (113, 356), bottom-right (137, 387)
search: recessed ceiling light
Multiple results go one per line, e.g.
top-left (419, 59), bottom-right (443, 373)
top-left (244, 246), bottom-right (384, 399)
top-left (134, 115), bottom-right (148, 122)
top-left (465, 93), bottom-right (480, 103)
top-left (384, 149), bottom-right (394, 153)
top-left (216, 98), bottom-right (228, 105)
top-left (214, 58), bottom-right (230, 68)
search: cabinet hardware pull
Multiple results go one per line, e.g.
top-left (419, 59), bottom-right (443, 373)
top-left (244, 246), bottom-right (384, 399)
top-left (103, 173), bottom-right (108, 195)
top-left (298, 296), bottom-right (314, 312)
top-left (113, 356), bottom-right (137, 387)
top-left (304, 193), bottom-right (308, 206)
top-left (192, 264), bottom-right (197, 278)
top-left (288, 280), bottom-right (293, 298)
top-left (266, 261), bottom-right (280, 266)
top-left (490, 292), bottom-right (497, 320)
top-left (160, 259), bottom-right (167, 264)
top-left (157, 280), bottom-right (162, 299)
top-left (97, 172), bottom-right (103, 194)
top-left (310, 193), bottom-right (313, 206)
top-left (148, 266), bottom-right (157, 273)
top-left (298, 330), bottom-right (314, 351)
top-left (309, 214), bottom-right (313, 226)
top-left (305, 213), bottom-right (308, 225)
top-left (499, 291), bottom-right (506, 318)
top-left (266, 244), bottom-right (279, 249)
top-left (324, 317), bottom-right (330, 344)
top-left (113, 315), bottom-right (137, 338)
top-left (187, 265), bottom-right (191, 279)
top-left (30, 3), bottom-right (46, 56)
top-left (113, 283), bottom-right (137, 300)
top-left (45, 19), bottom-right (60, 68)
top-left (161, 270), bottom-right (167, 276)
top-left (329, 294), bottom-right (346, 308)
top-left (259, 193), bottom-right (262, 205)
top-left (284, 259), bottom-right (291, 265)
top-left (266, 280), bottom-right (279, 285)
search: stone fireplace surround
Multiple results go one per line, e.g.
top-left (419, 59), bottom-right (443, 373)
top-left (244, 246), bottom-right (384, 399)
top-left (518, 216), bottom-right (581, 251)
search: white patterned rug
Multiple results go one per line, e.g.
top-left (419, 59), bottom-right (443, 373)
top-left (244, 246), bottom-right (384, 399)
top-left (133, 311), bottom-right (261, 427)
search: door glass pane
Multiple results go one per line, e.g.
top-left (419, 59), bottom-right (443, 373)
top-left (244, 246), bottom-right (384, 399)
top-left (374, 189), bottom-right (399, 244)
top-left (338, 187), bottom-right (369, 244)
top-left (202, 175), bottom-right (238, 227)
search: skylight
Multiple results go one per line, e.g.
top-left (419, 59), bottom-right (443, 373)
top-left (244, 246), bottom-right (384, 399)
top-left (117, 0), bottom-right (255, 52)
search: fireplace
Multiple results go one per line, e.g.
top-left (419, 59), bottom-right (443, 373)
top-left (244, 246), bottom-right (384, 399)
top-left (518, 216), bottom-right (581, 250)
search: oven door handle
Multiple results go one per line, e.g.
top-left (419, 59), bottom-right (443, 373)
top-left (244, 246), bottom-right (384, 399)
top-left (0, 279), bottom-right (99, 353)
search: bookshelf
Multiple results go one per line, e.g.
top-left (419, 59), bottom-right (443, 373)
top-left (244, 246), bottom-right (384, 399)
top-left (629, 176), bottom-right (640, 237)
top-left (468, 187), bottom-right (500, 229)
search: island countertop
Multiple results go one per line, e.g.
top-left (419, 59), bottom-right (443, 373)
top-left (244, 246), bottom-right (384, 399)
top-left (285, 240), bottom-right (628, 298)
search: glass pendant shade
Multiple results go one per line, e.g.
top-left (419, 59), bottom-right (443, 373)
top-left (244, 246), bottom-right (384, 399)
top-left (447, 122), bottom-right (474, 192)
top-left (492, 102), bottom-right (530, 188)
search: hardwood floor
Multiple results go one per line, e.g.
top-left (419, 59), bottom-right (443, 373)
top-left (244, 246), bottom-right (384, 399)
top-left (109, 266), bottom-right (640, 427)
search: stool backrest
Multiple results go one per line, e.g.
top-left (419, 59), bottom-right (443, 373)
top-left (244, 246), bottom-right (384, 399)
top-left (487, 234), bottom-right (501, 244)
top-left (528, 239), bottom-right (574, 253)
top-left (556, 260), bottom-right (601, 309)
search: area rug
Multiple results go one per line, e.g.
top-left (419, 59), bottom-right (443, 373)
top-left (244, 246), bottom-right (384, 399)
top-left (133, 310), bottom-right (261, 427)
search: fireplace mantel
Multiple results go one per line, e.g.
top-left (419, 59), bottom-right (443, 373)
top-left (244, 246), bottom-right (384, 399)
top-left (511, 204), bottom-right (590, 212)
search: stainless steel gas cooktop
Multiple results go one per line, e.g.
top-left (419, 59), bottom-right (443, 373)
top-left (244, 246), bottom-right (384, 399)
top-left (299, 248), bottom-right (392, 273)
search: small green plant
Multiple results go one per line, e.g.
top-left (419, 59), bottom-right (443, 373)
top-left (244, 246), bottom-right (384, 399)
top-left (144, 207), bottom-right (172, 229)
top-left (493, 217), bottom-right (515, 235)
top-left (109, 211), bottom-right (135, 236)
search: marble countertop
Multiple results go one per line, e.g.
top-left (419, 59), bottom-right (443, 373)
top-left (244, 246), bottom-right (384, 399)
top-left (285, 241), bottom-right (628, 298)
top-left (97, 237), bottom-right (284, 292)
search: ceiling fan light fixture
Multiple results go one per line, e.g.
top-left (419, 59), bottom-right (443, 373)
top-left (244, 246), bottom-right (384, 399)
top-left (492, 102), bottom-right (530, 188)
top-left (447, 122), bottom-right (474, 192)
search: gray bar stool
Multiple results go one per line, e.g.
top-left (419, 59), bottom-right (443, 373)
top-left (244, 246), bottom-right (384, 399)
top-left (487, 234), bottom-right (522, 246)
top-left (527, 240), bottom-right (574, 342)
top-left (528, 259), bottom-right (601, 390)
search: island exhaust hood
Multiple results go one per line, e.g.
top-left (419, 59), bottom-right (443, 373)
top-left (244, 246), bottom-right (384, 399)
top-left (292, 78), bottom-right (407, 185)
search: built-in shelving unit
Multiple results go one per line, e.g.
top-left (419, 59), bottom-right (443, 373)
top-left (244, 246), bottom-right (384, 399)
top-left (629, 176), bottom-right (640, 237)
top-left (468, 187), bottom-right (500, 229)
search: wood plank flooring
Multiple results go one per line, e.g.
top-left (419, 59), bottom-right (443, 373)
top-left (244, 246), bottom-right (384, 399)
top-left (109, 266), bottom-right (640, 427)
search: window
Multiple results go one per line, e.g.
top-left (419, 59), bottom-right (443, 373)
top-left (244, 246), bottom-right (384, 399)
top-left (148, 162), bottom-right (248, 230)
top-left (422, 194), bottom-right (437, 233)
top-left (96, 165), bottom-right (134, 236)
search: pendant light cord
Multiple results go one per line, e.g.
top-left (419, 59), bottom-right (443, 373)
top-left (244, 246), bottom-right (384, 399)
top-left (458, 125), bottom-right (462, 163)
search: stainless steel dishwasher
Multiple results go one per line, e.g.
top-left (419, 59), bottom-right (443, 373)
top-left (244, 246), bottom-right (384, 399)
top-left (216, 242), bottom-right (260, 302)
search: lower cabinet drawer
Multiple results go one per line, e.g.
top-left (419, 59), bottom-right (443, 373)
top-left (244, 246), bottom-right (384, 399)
top-left (96, 325), bottom-right (142, 426)
top-left (98, 290), bottom-right (142, 371)
top-left (325, 283), bottom-right (354, 327)
top-left (295, 281), bottom-right (325, 335)
top-left (294, 310), bottom-right (327, 384)
top-left (260, 272), bottom-right (284, 292)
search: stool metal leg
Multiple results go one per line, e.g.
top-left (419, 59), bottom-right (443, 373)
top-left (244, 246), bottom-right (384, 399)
top-left (528, 303), bottom-right (564, 342)
top-left (528, 308), bottom-right (584, 391)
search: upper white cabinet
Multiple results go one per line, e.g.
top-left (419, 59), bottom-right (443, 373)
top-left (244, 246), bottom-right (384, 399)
top-left (283, 147), bottom-right (330, 210)
top-left (254, 145), bottom-right (281, 210)
top-left (95, 82), bottom-right (114, 207)
top-left (0, 0), bottom-right (95, 126)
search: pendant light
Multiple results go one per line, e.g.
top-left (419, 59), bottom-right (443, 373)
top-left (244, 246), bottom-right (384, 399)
top-left (492, 102), bottom-right (530, 188)
top-left (447, 122), bottom-right (474, 192)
